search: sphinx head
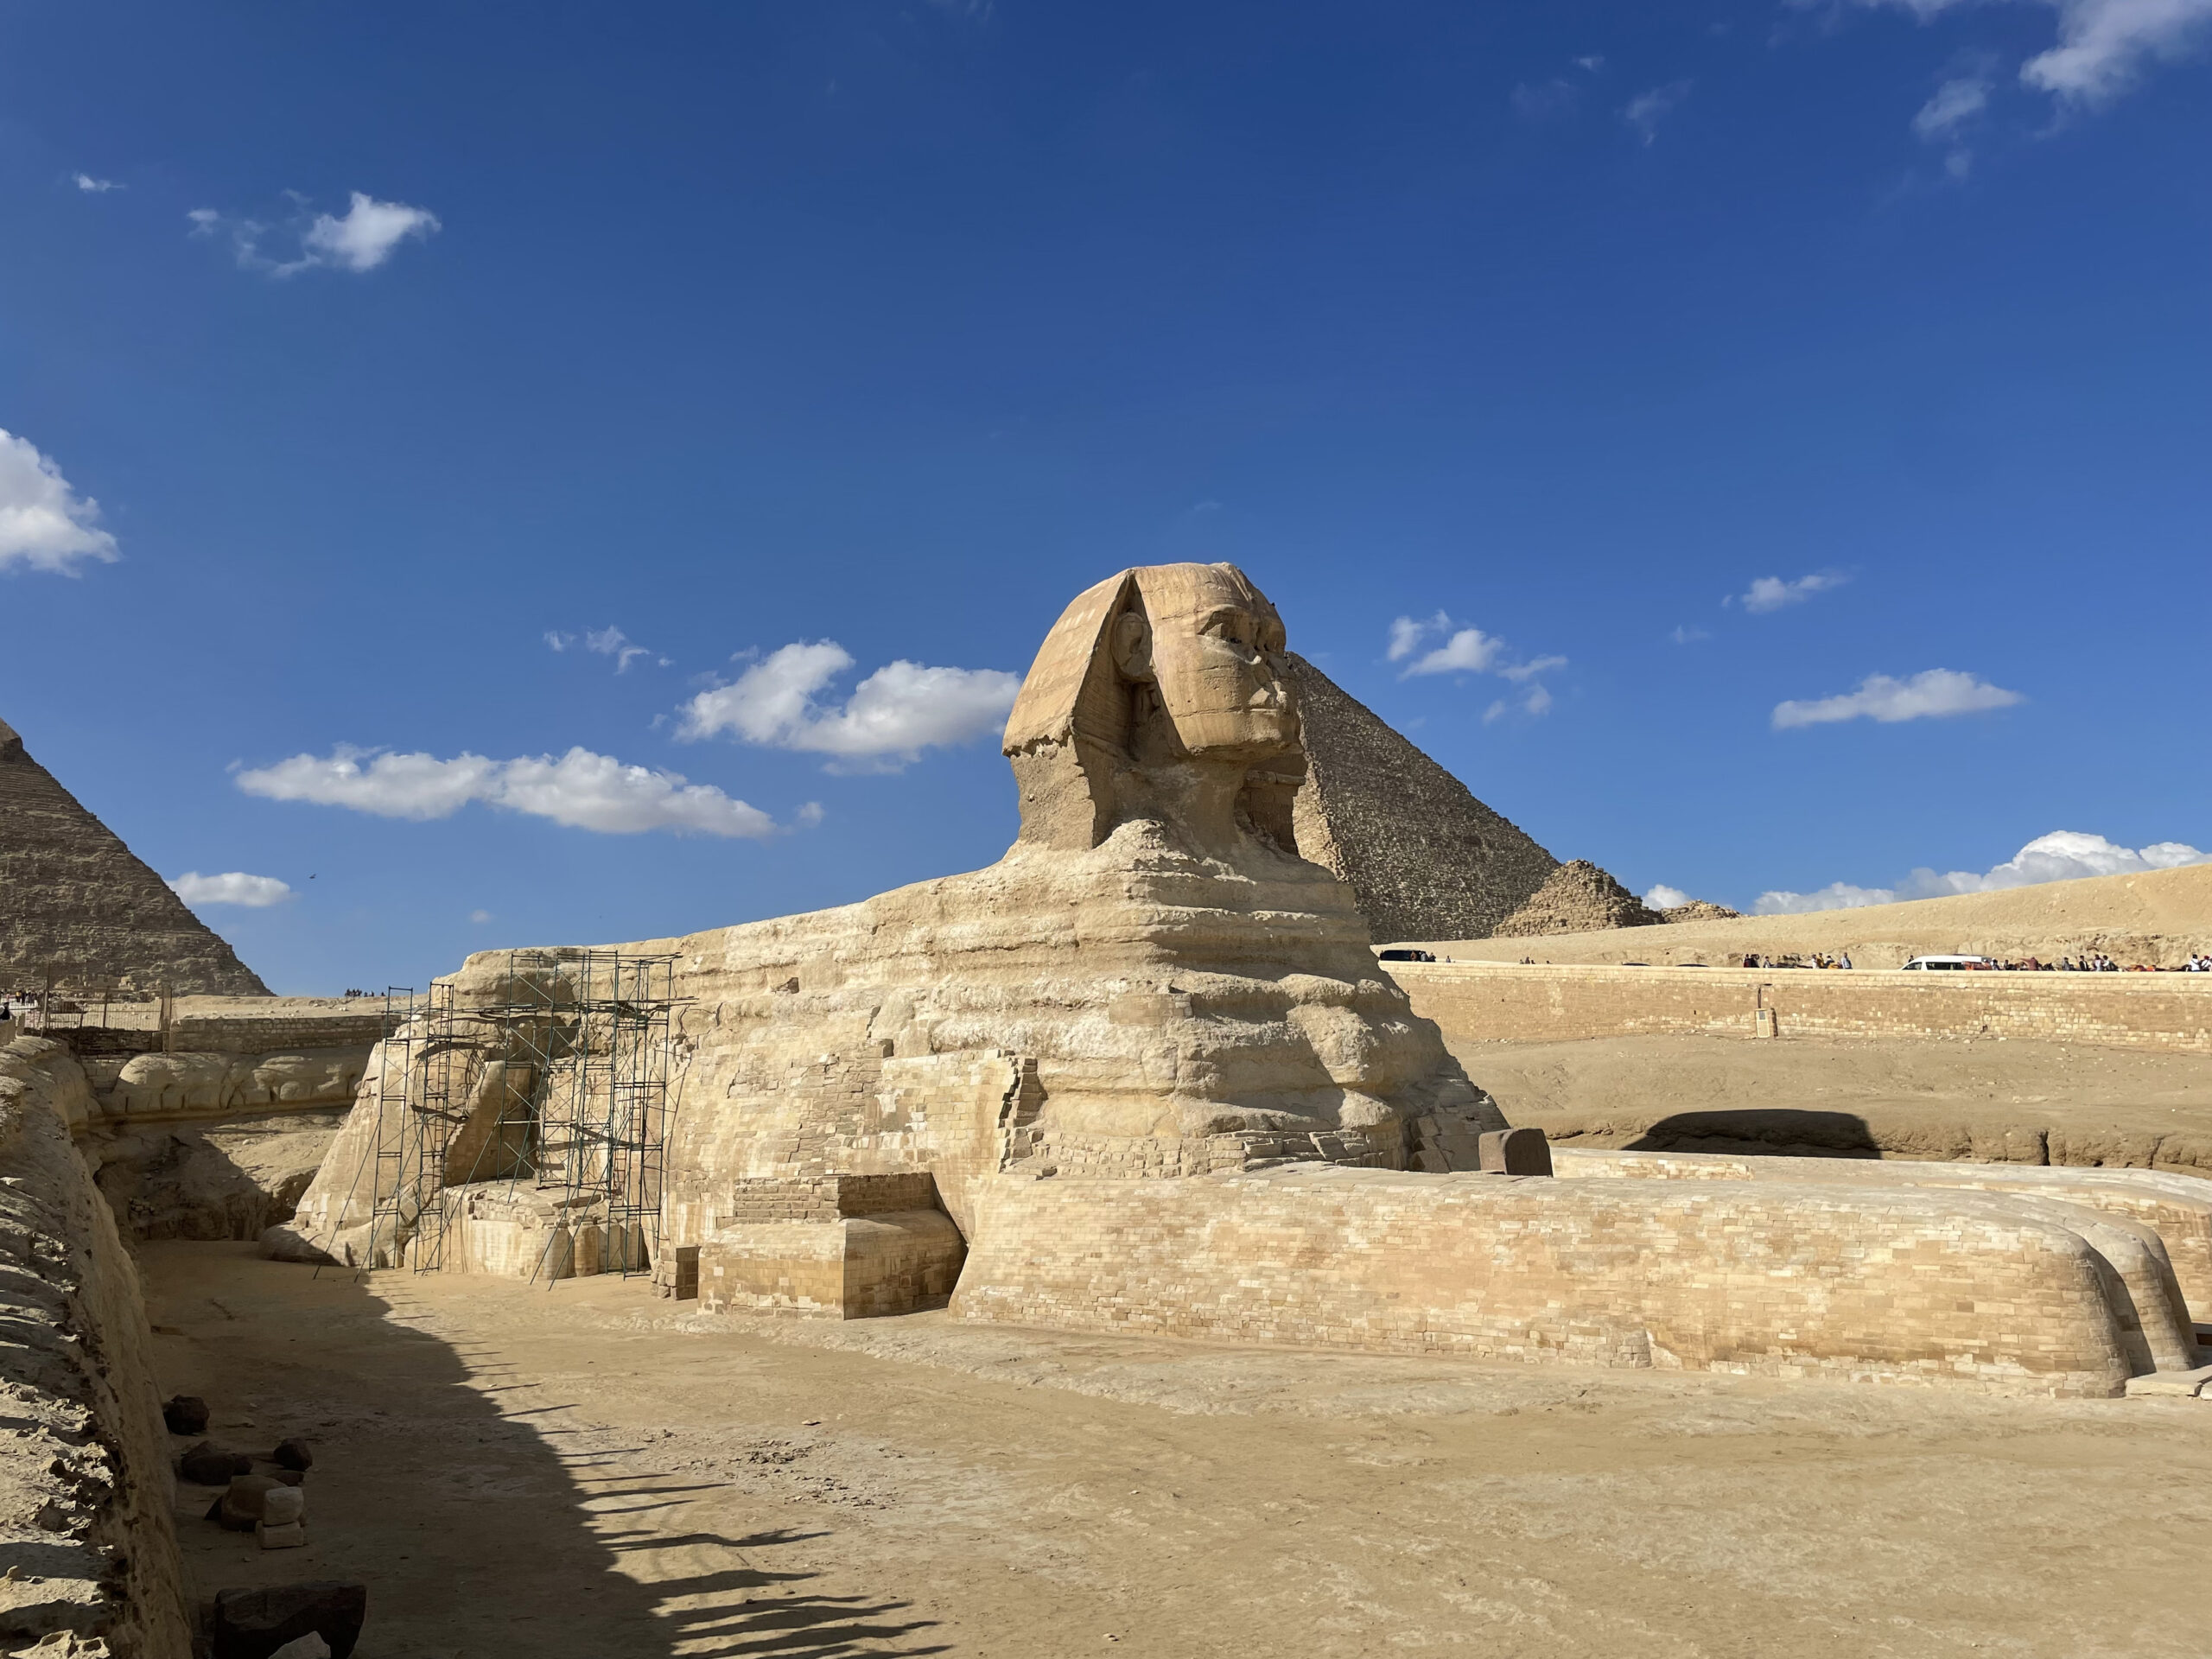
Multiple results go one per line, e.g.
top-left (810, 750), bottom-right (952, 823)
top-left (1002, 563), bottom-right (1305, 852)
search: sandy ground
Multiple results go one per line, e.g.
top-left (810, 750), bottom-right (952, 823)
top-left (147, 1243), bottom-right (2212, 1659)
top-left (1453, 1033), bottom-right (2212, 1168)
top-left (1402, 860), bottom-right (2212, 968)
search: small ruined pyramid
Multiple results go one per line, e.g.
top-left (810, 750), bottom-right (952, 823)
top-left (1288, 655), bottom-right (1560, 942)
top-left (1491, 860), bottom-right (1664, 937)
top-left (0, 715), bottom-right (269, 996)
top-left (1657, 898), bottom-right (1741, 924)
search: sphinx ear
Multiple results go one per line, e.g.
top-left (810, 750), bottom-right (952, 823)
top-left (1112, 607), bottom-right (1154, 683)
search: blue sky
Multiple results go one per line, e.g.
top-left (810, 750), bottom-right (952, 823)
top-left (3, 0), bottom-right (2207, 993)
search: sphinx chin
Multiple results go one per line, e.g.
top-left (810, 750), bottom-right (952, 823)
top-left (273, 560), bottom-right (2212, 1398)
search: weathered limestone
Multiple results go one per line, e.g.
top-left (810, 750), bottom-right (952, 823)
top-left (279, 562), bottom-right (2211, 1396)
top-left (1551, 1147), bottom-right (2212, 1324)
top-left (0, 1038), bottom-right (191, 1655)
top-left (1388, 958), bottom-right (2212, 1054)
top-left (951, 1165), bottom-right (2170, 1395)
top-left (696, 1174), bottom-right (965, 1319)
top-left (1492, 860), bottom-right (1664, 937)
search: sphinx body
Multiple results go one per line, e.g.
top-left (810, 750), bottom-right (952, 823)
top-left (276, 563), bottom-right (2211, 1397)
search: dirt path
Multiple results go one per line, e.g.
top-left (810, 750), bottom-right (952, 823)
top-left (144, 1243), bottom-right (2212, 1657)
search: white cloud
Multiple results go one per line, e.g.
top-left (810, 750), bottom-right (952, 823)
top-left (1754, 830), bottom-right (2211, 913)
top-left (1623, 79), bottom-right (1692, 144)
top-left (0, 430), bottom-right (121, 575)
top-left (1644, 884), bottom-right (1693, 910)
top-left (235, 745), bottom-right (781, 837)
top-left (1771, 669), bottom-right (2023, 729)
top-left (544, 631), bottom-right (575, 652)
top-left (297, 192), bottom-right (442, 272)
top-left (73, 173), bottom-right (121, 193)
top-left (168, 871), bottom-right (293, 908)
top-left (1387, 612), bottom-right (1451, 663)
top-left (1406, 627), bottom-right (1508, 676)
top-left (584, 625), bottom-right (652, 673)
top-left (1913, 75), bottom-right (1992, 138)
top-left (1836, 0), bottom-right (2212, 105)
top-left (1512, 79), bottom-right (1580, 119)
top-left (1753, 881), bottom-right (1902, 914)
top-left (1575, 54), bottom-right (1607, 72)
top-left (1389, 613), bottom-right (1566, 717)
top-left (676, 641), bottom-right (1020, 770)
top-left (469, 909), bottom-right (493, 924)
top-left (189, 191), bottom-right (439, 276)
top-left (1741, 571), bottom-right (1847, 613)
top-left (1497, 654), bottom-right (1567, 683)
top-left (1671, 626), bottom-right (1712, 645)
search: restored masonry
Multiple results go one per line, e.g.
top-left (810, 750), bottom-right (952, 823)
top-left (1389, 961), bottom-right (2212, 1054)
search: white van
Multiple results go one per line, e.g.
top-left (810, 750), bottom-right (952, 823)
top-left (1900, 955), bottom-right (1998, 970)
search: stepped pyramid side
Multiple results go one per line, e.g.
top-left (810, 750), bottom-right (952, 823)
top-left (0, 716), bottom-right (270, 996)
top-left (1492, 859), bottom-right (1664, 938)
top-left (1287, 654), bottom-right (1560, 944)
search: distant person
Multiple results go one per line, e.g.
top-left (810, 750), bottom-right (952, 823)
top-left (1840, 952), bottom-right (1853, 970)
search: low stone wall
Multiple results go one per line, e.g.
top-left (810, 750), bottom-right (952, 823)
top-left (0, 1037), bottom-right (190, 1656)
top-left (1391, 961), bottom-right (2212, 1053)
top-left (1552, 1147), bottom-right (2212, 1325)
top-left (954, 1166), bottom-right (2174, 1396)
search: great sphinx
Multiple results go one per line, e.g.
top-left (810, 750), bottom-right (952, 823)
top-left (275, 563), bottom-right (2210, 1396)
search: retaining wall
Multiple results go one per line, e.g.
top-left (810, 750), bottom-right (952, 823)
top-left (1391, 961), bottom-right (2212, 1054)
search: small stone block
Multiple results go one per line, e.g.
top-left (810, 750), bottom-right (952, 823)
top-left (1476, 1127), bottom-right (1554, 1177)
top-left (164, 1395), bottom-right (211, 1435)
top-left (181, 1441), bottom-right (256, 1485)
top-left (261, 1484), bottom-right (306, 1527)
top-left (257, 1521), bottom-right (308, 1549)
top-left (272, 1438), bottom-right (315, 1471)
top-left (2123, 1363), bottom-right (2212, 1398)
top-left (211, 1580), bottom-right (365, 1659)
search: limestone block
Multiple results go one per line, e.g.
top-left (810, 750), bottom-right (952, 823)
top-left (2123, 1363), bottom-right (2212, 1398)
top-left (1551, 1147), bottom-right (2212, 1326)
top-left (953, 1166), bottom-right (2154, 1396)
top-left (260, 1484), bottom-right (305, 1527)
top-left (699, 1185), bottom-right (966, 1319)
top-left (1477, 1128), bottom-right (1552, 1176)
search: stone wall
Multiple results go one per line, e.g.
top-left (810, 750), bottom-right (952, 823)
top-left (1390, 961), bottom-right (2212, 1054)
top-left (0, 1037), bottom-right (190, 1656)
top-left (953, 1165), bottom-right (2165, 1396)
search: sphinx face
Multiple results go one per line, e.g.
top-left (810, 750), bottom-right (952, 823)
top-left (1135, 564), bottom-right (1300, 760)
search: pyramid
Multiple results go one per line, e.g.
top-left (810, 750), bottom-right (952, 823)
top-left (1658, 899), bottom-right (1740, 924)
top-left (1491, 860), bottom-right (1665, 938)
top-left (0, 715), bottom-right (270, 996)
top-left (1287, 655), bottom-right (1560, 943)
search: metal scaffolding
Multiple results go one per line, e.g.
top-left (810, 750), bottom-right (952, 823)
top-left (472, 950), bottom-right (680, 1282)
top-left (356, 950), bottom-right (681, 1281)
top-left (365, 982), bottom-right (467, 1272)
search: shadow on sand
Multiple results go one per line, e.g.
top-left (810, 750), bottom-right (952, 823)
top-left (1623, 1109), bottom-right (1883, 1159)
top-left (144, 1245), bottom-right (948, 1657)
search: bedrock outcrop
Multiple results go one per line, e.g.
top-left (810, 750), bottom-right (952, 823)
top-left (0, 1038), bottom-right (190, 1656)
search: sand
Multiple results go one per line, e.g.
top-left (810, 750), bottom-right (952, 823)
top-left (1403, 861), bottom-right (2212, 969)
top-left (148, 1243), bottom-right (2212, 1657)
